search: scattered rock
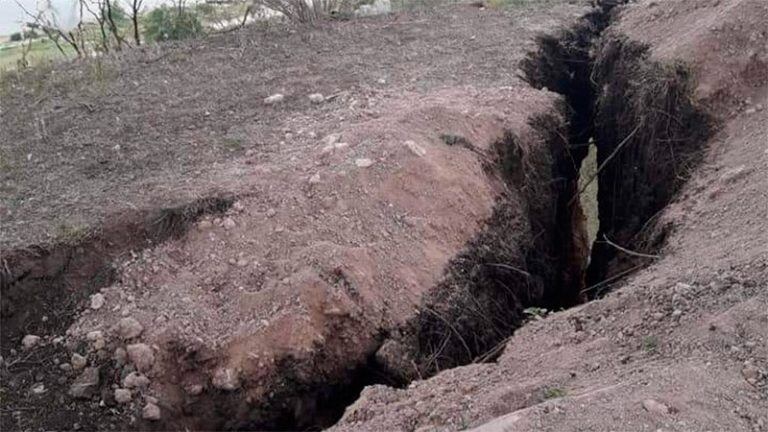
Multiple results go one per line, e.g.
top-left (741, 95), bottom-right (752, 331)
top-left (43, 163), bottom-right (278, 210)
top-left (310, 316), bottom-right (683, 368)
top-left (642, 399), bottom-right (671, 415)
top-left (90, 293), bottom-right (106, 310)
top-left (71, 353), bottom-right (88, 370)
top-left (355, 158), bottom-right (375, 168)
top-left (308, 93), bottom-right (325, 103)
top-left (184, 383), bottom-right (204, 396)
top-left (266, 208), bottom-right (277, 218)
top-left (30, 383), bottom-right (47, 395)
top-left (232, 201), bottom-right (245, 212)
top-left (59, 363), bottom-right (73, 372)
top-left (223, 217), bottom-right (236, 229)
top-left (264, 94), bottom-right (284, 105)
top-left (212, 367), bottom-right (241, 391)
top-left (742, 364), bottom-right (760, 381)
top-left (117, 317), bottom-right (144, 340)
top-left (86, 331), bottom-right (106, 350)
top-left (308, 173), bottom-right (322, 184)
top-left (198, 220), bottom-right (212, 230)
top-left (403, 140), bottom-right (426, 157)
top-left (126, 343), bottom-right (155, 372)
top-left (114, 347), bottom-right (127, 365)
top-left (69, 367), bottom-right (100, 399)
top-left (323, 133), bottom-right (342, 146)
top-left (114, 388), bottom-right (132, 404)
top-left (22, 334), bottom-right (41, 350)
top-left (123, 372), bottom-right (150, 389)
top-left (142, 402), bottom-right (162, 421)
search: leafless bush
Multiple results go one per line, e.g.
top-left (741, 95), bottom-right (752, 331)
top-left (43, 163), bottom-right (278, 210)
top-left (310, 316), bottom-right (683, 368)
top-left (253, 0), bottom-right (352, 23)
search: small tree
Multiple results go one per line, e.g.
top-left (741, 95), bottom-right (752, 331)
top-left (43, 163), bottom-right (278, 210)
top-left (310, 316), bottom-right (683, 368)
top-left (10, 32), bottom-right (23, 42)
top-left (127, 0), bottom-right (145, 45)
top-left (143, 4), bottom-right (204, 42)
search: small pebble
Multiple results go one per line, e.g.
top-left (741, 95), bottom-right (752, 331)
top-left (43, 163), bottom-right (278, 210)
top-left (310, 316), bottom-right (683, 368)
top-left (90, 293), bottom-right (105, 310)
top-left (22, 335), bottom-right (41, 350)
top-left (264, 94), bottom-right (284, 105)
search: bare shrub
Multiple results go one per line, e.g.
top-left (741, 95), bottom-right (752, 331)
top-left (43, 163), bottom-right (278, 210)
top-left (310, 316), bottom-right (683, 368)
top-left (253, 0), bottom-right (352, 23)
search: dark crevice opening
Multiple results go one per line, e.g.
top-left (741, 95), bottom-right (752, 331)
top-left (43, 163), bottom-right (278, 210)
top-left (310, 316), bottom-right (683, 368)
top-left (233, 353), bottom-right (397, 431)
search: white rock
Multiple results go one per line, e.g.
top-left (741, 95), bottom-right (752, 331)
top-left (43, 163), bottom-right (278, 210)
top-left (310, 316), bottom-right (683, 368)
top-left (308, 173), bottom-right (321, 184)
top-left (323, 133), bottom-right (341, 146)
top-left (266, 208), bottom-right (277, 218)
top-left (184, 383), bottom-right (204, 396)
top-left (114, 388), bottom-right (132, 404)
top-left (264, 94), bottom-right (284, 105)
top-left (642, 399), bottom-right (670, 415)
top-left (31, 383), bottom-right (47, 395)
top-left (142, 402), bottom-right (161, 421)
top-left (71, 353), bottom-right (88, 370)
top-left (126, 343), bottom-right (155, 372)
top-left (22, 334), bottom-right (41, 350)
top-left (86, 331), bottom-right (105, 350)
top-left (212, 367), bottom-right (241, 391)
top-left (403, 140), bottom-right (426, 157)
top-left (69, 367), bottom-right (100, 399)
top-left (90, 293), bottom-right (105, 310)
top-left (86, 330), bottom-right (103, 341)
top-left (355, 158), bottom-right (374, 168)
top-left (223, 217), bottom-right (236, 229)
top-left (59, 363), bottom-right (73, 372)
top-left (117, 317), bottom-right (144, 339)
top-left (123, 372), bottom-right (150, 389)
top-left (308, 93), bottom-right (325, 104)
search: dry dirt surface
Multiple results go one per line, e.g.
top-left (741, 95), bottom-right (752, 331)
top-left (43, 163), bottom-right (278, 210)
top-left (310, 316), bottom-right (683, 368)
top-left (332, 0), bottom-right (768, 431)
top-left (1, 2), bottom-right (598, 431)
top-left (2, 0), bottom-right (766, 431)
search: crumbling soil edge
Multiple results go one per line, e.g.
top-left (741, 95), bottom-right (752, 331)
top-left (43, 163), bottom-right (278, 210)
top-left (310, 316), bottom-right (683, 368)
top-left (364, 0), bottom-right (717, 414)
top-left (0, 195), bottom-right (234, 353)
top-left (585, 33), bottom-right (715, 293)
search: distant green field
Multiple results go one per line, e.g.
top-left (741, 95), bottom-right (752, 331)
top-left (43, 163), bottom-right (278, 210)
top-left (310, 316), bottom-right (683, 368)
top-left (0, 38), bottom-right (73, 71)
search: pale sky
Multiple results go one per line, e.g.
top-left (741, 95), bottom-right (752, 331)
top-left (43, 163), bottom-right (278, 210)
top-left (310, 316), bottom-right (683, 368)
top-left (0, 0), bottom-right (178, 35)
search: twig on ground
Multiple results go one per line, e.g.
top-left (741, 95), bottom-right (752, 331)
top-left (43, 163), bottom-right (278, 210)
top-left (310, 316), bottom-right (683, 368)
top-left (421, 305), bottom-right (473, 362)
top-left (484, 263), bottom-right (531, 278)
top-left (600, 234), bottom-right (661, 259)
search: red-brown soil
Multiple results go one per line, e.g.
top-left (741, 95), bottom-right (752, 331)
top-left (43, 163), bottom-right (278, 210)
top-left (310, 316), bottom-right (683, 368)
top-left (332, 0), bottom-right (768, 431)
top-left (1, 2), bottom-right (597, 430)
top-left (2, 0), bottom-right (766, 431)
